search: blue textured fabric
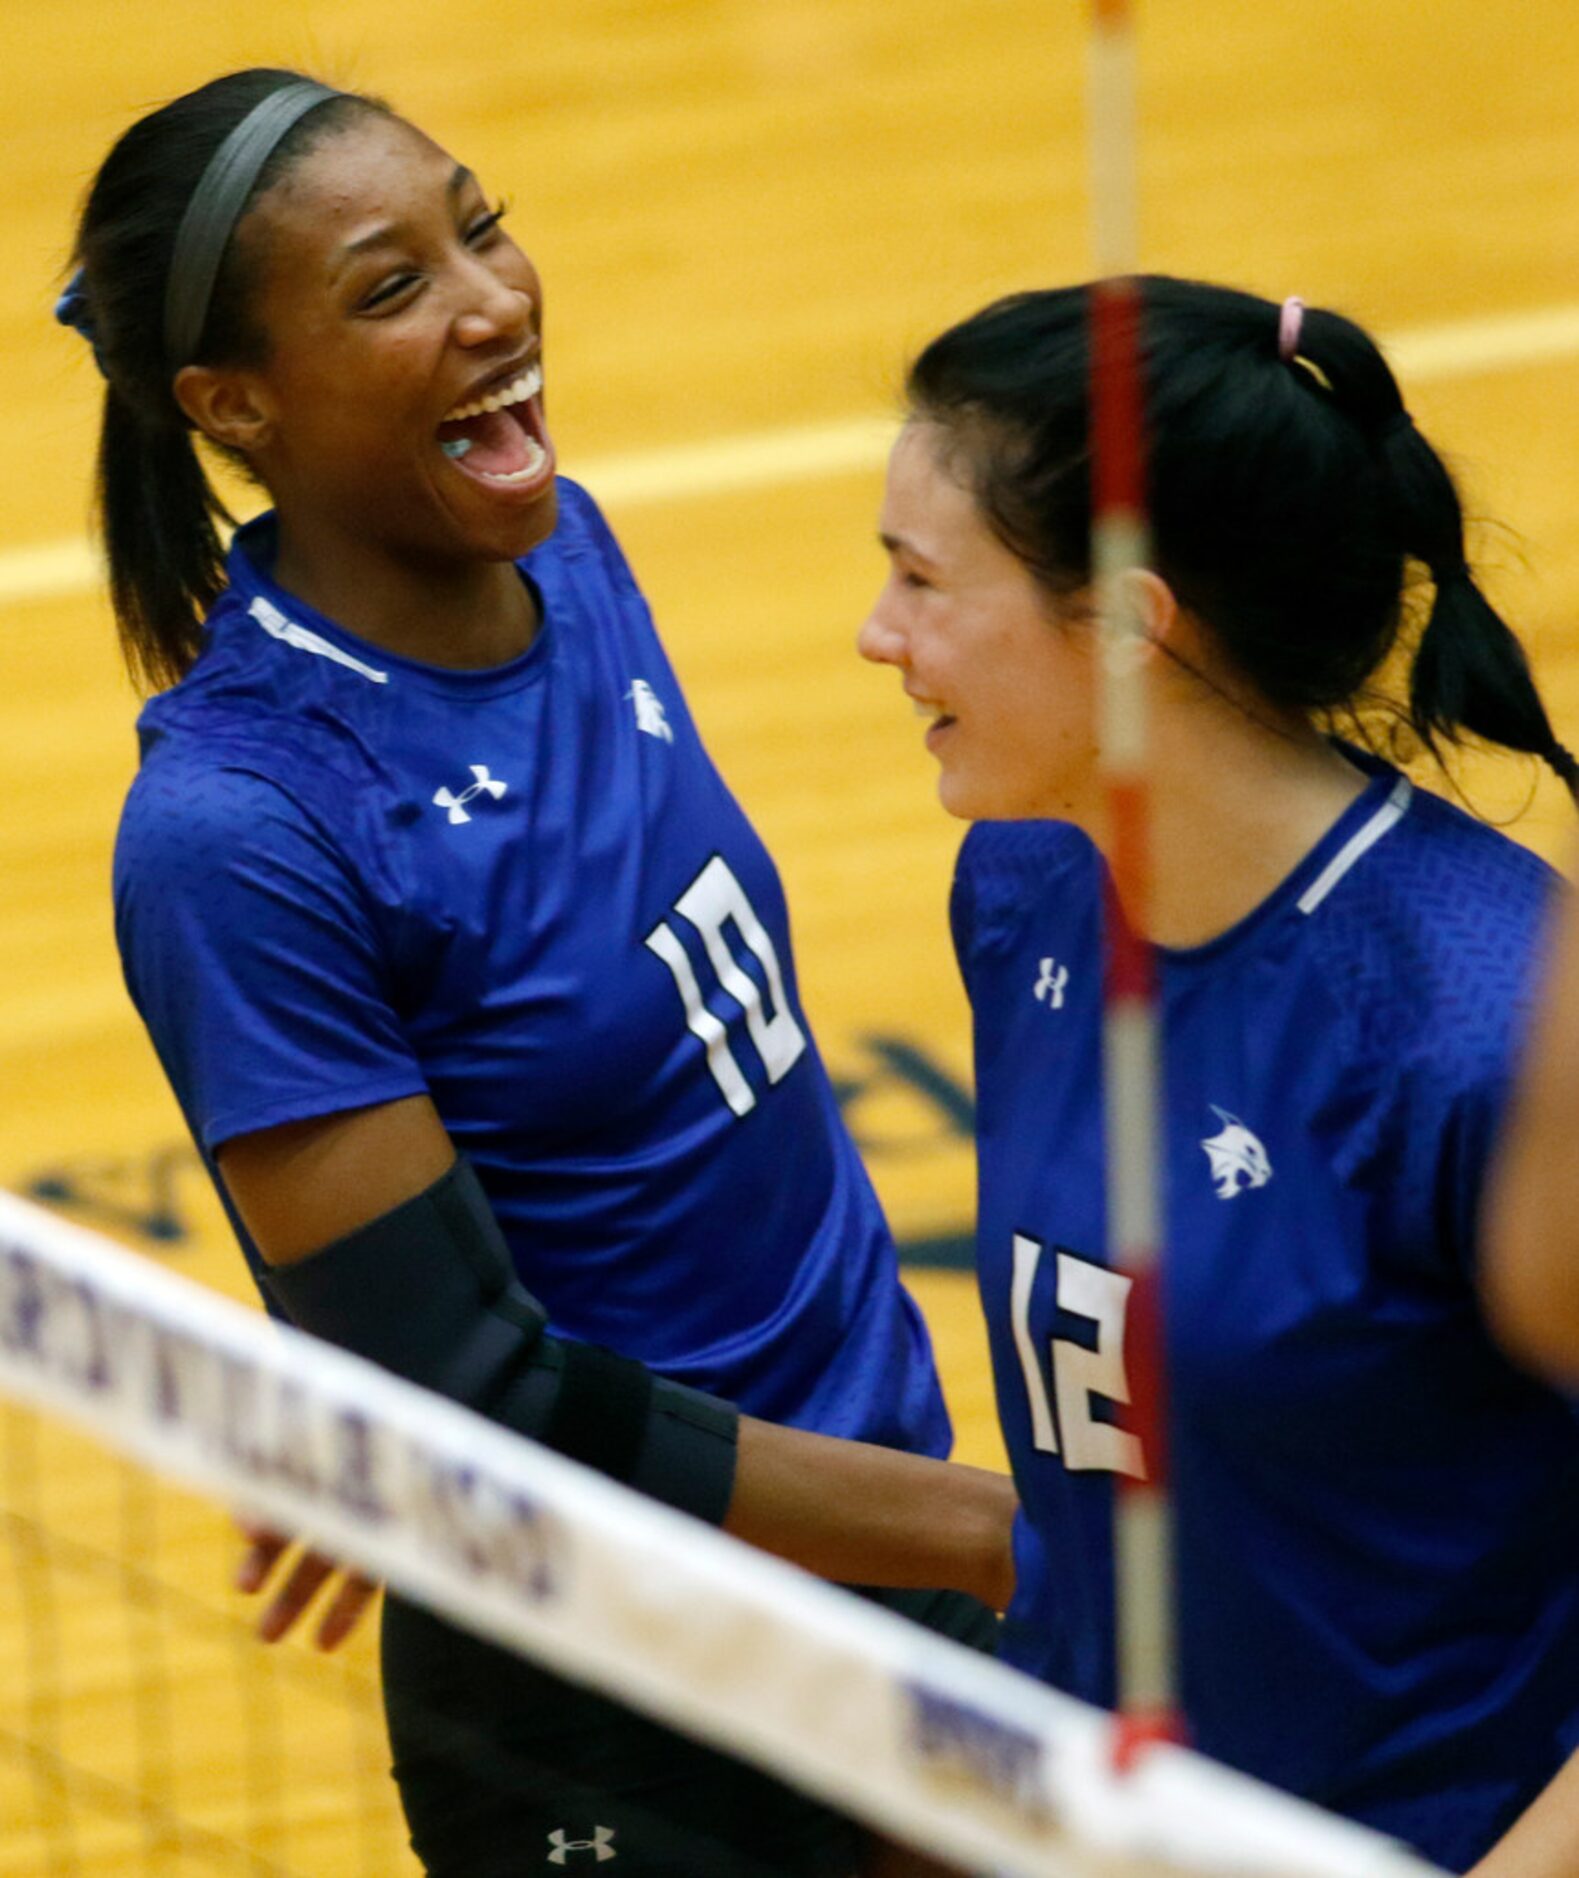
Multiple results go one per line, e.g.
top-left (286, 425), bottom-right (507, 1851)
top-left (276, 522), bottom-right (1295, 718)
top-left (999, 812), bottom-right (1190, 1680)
top-left (115, 479), bottom-right (949, 1454)
top-left (952, 753), bottom-right (1579, 1872)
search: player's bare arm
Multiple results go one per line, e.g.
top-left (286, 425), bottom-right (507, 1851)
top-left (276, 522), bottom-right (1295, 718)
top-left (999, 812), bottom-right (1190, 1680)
top-left (1467, 1746), bottom-right (1579, 1878)
top-left (219, 1094), bottom-right (1017, 1643)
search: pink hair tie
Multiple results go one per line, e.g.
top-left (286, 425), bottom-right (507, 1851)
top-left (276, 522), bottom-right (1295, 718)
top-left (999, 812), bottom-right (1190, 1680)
top-left (1278, 296), bottom-right (1306, 362)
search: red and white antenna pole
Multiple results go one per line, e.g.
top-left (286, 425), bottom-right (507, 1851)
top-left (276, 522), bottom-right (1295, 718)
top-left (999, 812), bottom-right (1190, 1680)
top-left (1087, 0), bottom-right (1183, 1760)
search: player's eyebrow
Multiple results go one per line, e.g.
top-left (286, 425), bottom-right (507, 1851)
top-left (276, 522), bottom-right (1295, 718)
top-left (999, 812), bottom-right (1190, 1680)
top-left (333, 166), bottom-right (480, 271)
top-left (880, 531), bottom-right (939, 569)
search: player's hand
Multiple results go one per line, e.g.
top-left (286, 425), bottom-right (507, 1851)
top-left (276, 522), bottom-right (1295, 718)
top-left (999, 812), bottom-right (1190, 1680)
top-left (233, 1518), bottom-right (380, 1650)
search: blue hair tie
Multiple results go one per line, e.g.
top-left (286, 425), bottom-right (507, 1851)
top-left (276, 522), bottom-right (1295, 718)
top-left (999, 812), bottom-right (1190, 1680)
top-left (55, 267), bottom-right (109, 379)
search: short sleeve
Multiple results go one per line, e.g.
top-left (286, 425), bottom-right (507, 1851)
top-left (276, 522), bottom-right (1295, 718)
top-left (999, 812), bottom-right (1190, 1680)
top-left (114, 761), bottom-right (427, 1150)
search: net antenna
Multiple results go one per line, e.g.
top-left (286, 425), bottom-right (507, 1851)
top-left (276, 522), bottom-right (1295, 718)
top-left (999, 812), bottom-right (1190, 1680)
top-left (1086, 0), bottom-right (1181, 1760)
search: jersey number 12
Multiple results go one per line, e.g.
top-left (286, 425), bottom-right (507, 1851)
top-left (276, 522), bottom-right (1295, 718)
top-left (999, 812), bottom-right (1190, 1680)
top-left (645, 856), bottom-right (807, 1118)
top-left (1010, 1234), bottom-right (1145, 1477)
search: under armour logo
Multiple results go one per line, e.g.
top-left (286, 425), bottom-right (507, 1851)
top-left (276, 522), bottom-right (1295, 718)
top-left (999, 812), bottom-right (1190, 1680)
top-left (1200, 1107), bottom-right (1272, 1199)
top-left (1033, 958), bottom-right (1069, 1010)
top-left (547, 1826), bottom-right (617, 1864)
top-left (627, 679), bottom-right (674, 743)
top-left (433, 764), bottom-right (508, 825)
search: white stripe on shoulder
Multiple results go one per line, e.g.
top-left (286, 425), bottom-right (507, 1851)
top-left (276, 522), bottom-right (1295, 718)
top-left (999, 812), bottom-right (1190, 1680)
top-left (248, 596), bottom-right (389, 685)
top-left (1297, 775), bottom-right (1413, 916)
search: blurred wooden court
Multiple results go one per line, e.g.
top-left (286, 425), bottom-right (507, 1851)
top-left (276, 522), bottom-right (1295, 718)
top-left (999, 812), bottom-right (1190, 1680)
top-left (1, 0), bottom-right (1577, 1868)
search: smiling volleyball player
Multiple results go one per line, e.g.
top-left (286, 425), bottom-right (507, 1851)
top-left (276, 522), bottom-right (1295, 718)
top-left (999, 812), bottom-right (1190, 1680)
top-left (859, 280), bottom-right (1579, 1876)
top-left (62, 71), bottom-right (1007, 1878)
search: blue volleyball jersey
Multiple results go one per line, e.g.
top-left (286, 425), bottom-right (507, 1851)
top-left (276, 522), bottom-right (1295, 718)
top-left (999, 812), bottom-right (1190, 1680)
top-left (115, 479), bottom-right (949, 1454)
top-left (952, 756), bottom-right (1579, 1871)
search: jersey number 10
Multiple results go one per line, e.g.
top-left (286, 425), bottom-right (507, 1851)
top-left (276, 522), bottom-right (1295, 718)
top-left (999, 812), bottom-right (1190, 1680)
top-left (645, 856), bottom-right (808, 1118)
top-left (1010, 1234), bottom-right (1145, 1477)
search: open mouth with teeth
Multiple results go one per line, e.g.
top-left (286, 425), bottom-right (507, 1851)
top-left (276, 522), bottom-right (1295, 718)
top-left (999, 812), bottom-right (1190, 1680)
top-left (436, 361), bottom-right (553, 488)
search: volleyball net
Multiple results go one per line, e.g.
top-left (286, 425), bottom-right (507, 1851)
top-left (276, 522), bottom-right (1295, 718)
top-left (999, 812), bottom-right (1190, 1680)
top-left (0, 1186), bottom-right (1446, 1878)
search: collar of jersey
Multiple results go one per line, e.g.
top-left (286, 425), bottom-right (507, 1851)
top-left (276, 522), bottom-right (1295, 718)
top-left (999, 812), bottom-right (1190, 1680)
top-left (222, 513), bottom-right (553, 700)
top-left (1155, 743), bottom-right (1405, 971)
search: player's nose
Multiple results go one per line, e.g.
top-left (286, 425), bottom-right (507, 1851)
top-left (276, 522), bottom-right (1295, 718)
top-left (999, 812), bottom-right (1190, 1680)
top-left (857, 601), bottom-right (906, 667)
top-left (451, 261), bottom-right (533, 351)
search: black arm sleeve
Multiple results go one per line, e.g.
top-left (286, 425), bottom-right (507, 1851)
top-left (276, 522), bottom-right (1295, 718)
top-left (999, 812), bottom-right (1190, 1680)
top-left (260, 1156), bottom-right (738, 1525)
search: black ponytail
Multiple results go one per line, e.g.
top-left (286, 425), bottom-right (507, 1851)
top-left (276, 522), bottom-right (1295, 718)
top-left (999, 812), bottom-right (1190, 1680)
top-left (96, 385), bottom-right (231, 690)
top-left (906, 278), bottom-right (1577, 805)
top-left (1376, 420), bottom-right (1577, 802)
top-left (67, 70), bottom-right (384, 692)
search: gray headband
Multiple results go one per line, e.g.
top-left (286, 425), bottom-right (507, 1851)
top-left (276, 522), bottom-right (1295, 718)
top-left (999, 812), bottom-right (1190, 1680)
top-left (164, 79), bottom-right (342, 370)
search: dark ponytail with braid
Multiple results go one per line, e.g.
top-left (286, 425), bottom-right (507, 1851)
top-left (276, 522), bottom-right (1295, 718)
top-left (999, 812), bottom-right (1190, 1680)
top-left (1293, 298), bottom-right (1579, 798)
top-left (1391, 439), bottom-right (1579, 797)
top-left (905, 277), bottom-right (1578, 804)
top-left (63, 70), bottom-right (385, 692)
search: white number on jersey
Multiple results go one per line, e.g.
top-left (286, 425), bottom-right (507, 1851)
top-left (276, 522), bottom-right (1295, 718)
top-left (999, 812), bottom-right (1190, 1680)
top-left (645, 856), bottom-right (807, 1117)
top-left (1009, 1234), bottom-right (1145, 1477)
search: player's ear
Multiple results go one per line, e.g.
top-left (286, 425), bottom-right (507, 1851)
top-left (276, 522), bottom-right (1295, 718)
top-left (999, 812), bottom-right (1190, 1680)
top-left (173, 363), bottom-right (277, 456)
top-left (1128, 568), bottom-right (1179, 651)
top-left (1097, 567), bottom-right (1178, 663)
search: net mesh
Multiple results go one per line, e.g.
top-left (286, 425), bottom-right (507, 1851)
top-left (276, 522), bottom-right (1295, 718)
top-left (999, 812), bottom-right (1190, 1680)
top-left (0, 1394), bottom-right (412, 1878)
top-left (0, 1188), bottom-right (1443, 1878)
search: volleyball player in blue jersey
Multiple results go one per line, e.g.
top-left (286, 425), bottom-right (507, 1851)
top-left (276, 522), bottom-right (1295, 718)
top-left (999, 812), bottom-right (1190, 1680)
top-left (859, 280), bottom-right (1579, 1875)
top-left (62, 72), bottom-right (1008, 1878)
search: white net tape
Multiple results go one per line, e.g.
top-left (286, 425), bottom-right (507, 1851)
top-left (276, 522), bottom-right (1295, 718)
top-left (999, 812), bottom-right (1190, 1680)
top-left (0, 1190), bottom-right (1443, 1878)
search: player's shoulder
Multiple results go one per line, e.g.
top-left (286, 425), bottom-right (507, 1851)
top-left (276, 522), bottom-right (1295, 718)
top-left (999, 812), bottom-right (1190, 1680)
top-left (958, 818), bottom-right (1095, 903)
top-left (953, 819), bottom-right (1099, 955)
top-left (1335, 768), bottom-right (1558, 961)
top-left (1310, 766), bottom-right (1561, 1085)
top-left (120, 647), bottom-right (376, 888)
top-left (136, 584), bottom-right (385, 781)
top-left (116, 734), bottom-right (325, 891)
top-left (1399, 776), bottom-right (1556, 909)
top-left (519, 477), bottom-right (655, 637)
top-left (544, 473), bottom-right (602, 537)
top-left (531, 476), bottom-right (629, 575)
top-left (132, 698), bottom-right (366, 827)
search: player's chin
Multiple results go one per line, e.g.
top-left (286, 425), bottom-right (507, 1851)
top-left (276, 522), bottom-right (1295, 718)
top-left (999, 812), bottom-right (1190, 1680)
top-left (505, 479), bottom-right (559, 557)
top-left (445, 477), bottom-right (560, 563)
top-left (938, 765), bottom-right (1027, 824)
top-left (937, 770), bottom-right (985, 823)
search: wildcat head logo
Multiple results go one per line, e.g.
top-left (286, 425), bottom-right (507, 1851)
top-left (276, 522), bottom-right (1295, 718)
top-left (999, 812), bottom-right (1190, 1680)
top-left (1200, 1108), bottom-right (1272, 1199)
